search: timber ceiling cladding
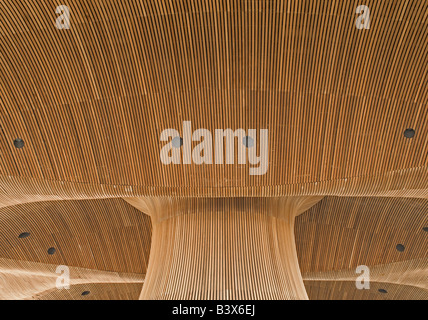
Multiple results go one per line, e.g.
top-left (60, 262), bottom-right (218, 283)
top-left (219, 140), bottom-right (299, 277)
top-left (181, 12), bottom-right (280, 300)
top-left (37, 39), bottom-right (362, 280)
top-left (1, 0), bottom-right (427, 197)
top-left (0, 0), bottom-right (427, 300)
top-left (0, 196), bottom-right (426, 300)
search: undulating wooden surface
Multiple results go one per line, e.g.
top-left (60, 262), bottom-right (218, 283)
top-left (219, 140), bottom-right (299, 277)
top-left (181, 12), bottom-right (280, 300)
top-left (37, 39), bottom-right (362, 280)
top-left (135, 197), bottom-right (321, 300)
top-left (303, 259), bottom-right (428, 291)
top-left (35, 283), bottom-right (144, 300)
top-left (295, 196), bottom-right (428, 300)
top-left (305, 281), bottom-right (428, 300)
top-left (296, 197), bottom-right (428, 273)
top-left (0, 198), bottom-right (150, 300)
top-left (0, 0), bottom-right (427, 300)
top-left (0, 199), bottom-right (152, 273)
top-left (0, 196), bottom-right (426, 299)
top-left (1, 0), bottom-right (427, 198)
top-left (0, 257), bottom-right (144, 300)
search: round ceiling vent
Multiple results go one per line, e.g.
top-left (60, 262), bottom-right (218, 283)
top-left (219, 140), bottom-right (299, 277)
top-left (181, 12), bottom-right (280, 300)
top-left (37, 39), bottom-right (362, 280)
top-left (81, 291), bottom-right (90, 296)
top-left (403, 128), bottom-right (415, 139)
top-left (396, 244), bottom-right (405, 252)
top-left (18, 232), bottom-right (30, 239)
top-left (47, 247), bottom-right (56, 255)
top-left (423, 227), bottom-right (428, 232)
top-left (378, 289), bottom-right (387, 294)
top-left (172, 136), bottom-right (183, 148)
top-left (243, 136), bottom-right (254, 148)
top-left (13, 138), bottom-right (25, 149)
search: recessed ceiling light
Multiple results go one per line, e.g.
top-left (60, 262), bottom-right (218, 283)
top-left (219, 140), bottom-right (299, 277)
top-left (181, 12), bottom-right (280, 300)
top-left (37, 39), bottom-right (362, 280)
top-left (396, 244), bottom-right (405, 252)
top-left (13, 138), bottom-right (25, 149)
top-left (47, 247), bottom-right (56, 255)
top-left (378, 289), bottom-right (387, 294)
top-left (423, 227), bottom-right (428, 232)
top-left (18, 232), bottom-right (30, 239)
top-left (243, 136), bottom-right (254, 148)
top-left (403, 128), bottom-right (415, 139)
top-left (172, 136), bottom-right (183, 148)
top-left (81, 291), bottom-right (90, 296)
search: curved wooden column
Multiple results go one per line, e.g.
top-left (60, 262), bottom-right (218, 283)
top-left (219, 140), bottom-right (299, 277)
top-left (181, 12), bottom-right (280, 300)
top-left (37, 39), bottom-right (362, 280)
top-left (126, 197), bottom-right (322, 300)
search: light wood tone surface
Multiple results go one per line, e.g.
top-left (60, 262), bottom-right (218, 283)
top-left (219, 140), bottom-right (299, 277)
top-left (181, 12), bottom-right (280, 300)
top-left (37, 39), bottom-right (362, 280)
top-left (296, 197), bottom-right (428, 273)
top-left (132, 197), bottom-right (322, 300)
top-left (0, 196), bottom-right (426, 299)
top-left (1, 0), bottom-right (427, 198)
top-left (35, 282), bottom-right (144, 300)
top-left (305, 281), bottom-right (428, 300)
top-left (0, 0), bottom-right (427, 300)
top-left (303, 259), bottom-right (428, 291)
top-left (0, 199), bottom-right (152, 273)
top-left (0, 257), bottom-right (144, 300)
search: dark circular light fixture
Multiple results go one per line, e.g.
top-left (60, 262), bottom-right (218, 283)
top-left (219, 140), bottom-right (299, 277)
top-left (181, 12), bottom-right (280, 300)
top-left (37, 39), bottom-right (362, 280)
top-left (13, 138), bottom-right (25, 149)
top-left (423, 227), bottom-right (428, 232)
top-left (47, 247), bottom-right (56, 255)
top-left (403, 128), bottom-right (415, 139)
top-left (172, 136), bottom-right (183, 148)
top-left (81, 291), bottom-right (90, 296)
top-left (378, 289), bottom-right (387, 294)
top-left (243, 136), bottom-right (254, 148)
top-left (18, 232), bottom-right (30, 239)
top-left (396, 244), bottom-right (405, 252)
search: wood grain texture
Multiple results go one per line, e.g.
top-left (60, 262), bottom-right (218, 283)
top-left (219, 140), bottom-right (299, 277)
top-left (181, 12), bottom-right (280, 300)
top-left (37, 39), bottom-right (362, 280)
top-left (0, 0), bottom-right (427, 300)
top-left (0, 196), bottom-right (426, 299)
top-left (296, 197), bottom-right (428, 274)
top-left (305, 280), bottom-right (428, 300)
top-left (303, 259), bottom-right (428, 291)
top-left (133, 197), bottom-right (322, 300)
top-left (0, 257), bottom-right (144, 300)
top-left (0, 198), bottom-right (152, 274)
top-left (35, 283), bottom-right (144, 300)
top-left (295, 197), bottom-right (428, 299)
top-left (1, 0), bottom-right (427, 198)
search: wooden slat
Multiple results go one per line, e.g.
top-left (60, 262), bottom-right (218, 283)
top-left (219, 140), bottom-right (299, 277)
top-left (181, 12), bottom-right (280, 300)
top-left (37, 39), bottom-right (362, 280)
top-left (0, 198), bottom-right (152, 274)
top-left (305, 280), bottom-right (428, 300)
top-left (295, 197), bottom-right (428, 273)
top-left (137, 197), bottom-right (320, 300)
top-left (0, 0), bottom-right (427, 300)
top-left (0, 0), bottom-right (427, 197)
top-left (0, 257), bottom-right (144, 300)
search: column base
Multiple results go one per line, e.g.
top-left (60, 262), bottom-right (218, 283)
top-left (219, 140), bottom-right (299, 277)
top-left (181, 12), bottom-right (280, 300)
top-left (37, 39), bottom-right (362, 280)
top-left (125, 197), bottom-right (321, 300)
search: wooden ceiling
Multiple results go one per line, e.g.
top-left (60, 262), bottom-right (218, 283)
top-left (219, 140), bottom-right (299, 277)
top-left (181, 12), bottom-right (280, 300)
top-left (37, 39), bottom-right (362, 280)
top-left (1, 0), bottom-right (427, 197)
top-left (305, 280), bottom-right (428, 300)
top-left (296, 196), bottom-right (428, 273)
top-left (0, 196), bottom-right (425, 299)
top-left (0, 199), bottom-right (152, 273)
top-left (0, 0), bottom-right (427, 300)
